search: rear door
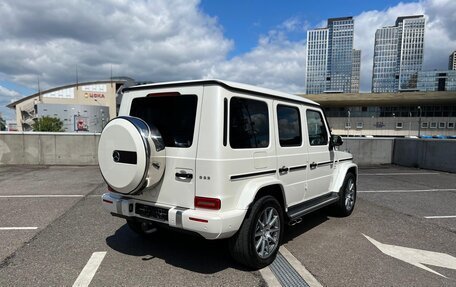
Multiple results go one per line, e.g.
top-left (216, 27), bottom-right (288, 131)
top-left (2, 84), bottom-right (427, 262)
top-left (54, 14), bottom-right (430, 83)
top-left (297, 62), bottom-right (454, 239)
top-left (274, 101), bottom-right (308, 207)
top-left (304, 108), bottom-right (335, 200)
top-left (128, 86), bottom-right (203, 208)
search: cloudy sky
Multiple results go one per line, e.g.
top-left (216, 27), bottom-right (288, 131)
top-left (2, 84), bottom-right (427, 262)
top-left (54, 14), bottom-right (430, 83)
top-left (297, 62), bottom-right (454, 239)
top-left (0, 0), bottom-right (455, 120)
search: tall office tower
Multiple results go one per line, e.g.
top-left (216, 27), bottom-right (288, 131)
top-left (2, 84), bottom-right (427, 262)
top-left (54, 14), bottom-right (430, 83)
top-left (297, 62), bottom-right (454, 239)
top-left (306, 17), bottom-right (357, 94)
top-left (372, 15), bottom-right (425, 93)
top-left (351, 49), bottom-right (361, 93)
top-left (306, 28), bottom-right (329, 94)
top-left (372, 26), bottom-right (399, 93)
top-left (449, 51), bottom-right (456, 70)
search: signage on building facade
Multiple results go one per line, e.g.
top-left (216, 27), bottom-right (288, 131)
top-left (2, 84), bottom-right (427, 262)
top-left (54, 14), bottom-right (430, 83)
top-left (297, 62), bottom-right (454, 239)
top-left (43, 87), bottom-right (75, 99)
top-left (81, 84), bottom-right (107, 93)
top-left (74, 116), bottom-right (89, 132)
top-left (84, 93), bottom-right (105, 99)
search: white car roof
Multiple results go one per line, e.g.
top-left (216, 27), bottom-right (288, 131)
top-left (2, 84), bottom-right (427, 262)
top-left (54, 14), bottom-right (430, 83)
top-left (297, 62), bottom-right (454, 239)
top-left (127, 79), bottom-right (320, 107)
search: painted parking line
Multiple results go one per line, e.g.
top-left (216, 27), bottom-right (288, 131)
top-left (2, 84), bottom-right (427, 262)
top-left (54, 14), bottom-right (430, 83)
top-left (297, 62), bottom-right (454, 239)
top-left (359, 172), bottom-right (440, 176)
top-left (0, 227), bottom-right (38, 230)
top-left (359, 188), bottom-right (456, 193)
top-left (0, 195), bottom-right (84, 198)
top-left (72, 252), bottom-right (107, 287)
top-left (424, 215), bottom-right (456, 219)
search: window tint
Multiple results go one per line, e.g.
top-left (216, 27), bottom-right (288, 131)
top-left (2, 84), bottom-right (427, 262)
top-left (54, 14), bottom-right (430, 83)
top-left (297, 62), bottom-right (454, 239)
top-left (306, 110), bottom-right (328, 146)
top-left (277, 105), bottom-right (302, 147)
top-left (230, 97), bottom-right (269, 149)
top-left (130, 94), bottom-right (197, 148)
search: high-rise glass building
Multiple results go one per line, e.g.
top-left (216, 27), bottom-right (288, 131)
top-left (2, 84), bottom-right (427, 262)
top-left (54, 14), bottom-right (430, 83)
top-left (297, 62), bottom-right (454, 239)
top-left (417, 70), bottom-right (456, 92)
top-left (449, 51), bottom-right (456, 70)
top-left (351, 49), bottom-right (361, 93)
top-left (372, 15), bottom-right (425, 93)
top-left (306, 17), bottom-right (360, 94)
top-left (306, 28), bottom-right (329, 94)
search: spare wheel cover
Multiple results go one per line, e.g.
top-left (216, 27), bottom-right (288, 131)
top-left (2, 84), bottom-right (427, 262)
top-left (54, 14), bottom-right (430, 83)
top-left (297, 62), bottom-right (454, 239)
top-left (98, 116), bottom-right (164, 194)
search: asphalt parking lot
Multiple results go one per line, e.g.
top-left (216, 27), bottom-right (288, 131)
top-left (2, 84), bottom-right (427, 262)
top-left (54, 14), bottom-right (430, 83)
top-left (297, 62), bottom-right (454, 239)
top-left (0, 165), bottom-right (455, 286)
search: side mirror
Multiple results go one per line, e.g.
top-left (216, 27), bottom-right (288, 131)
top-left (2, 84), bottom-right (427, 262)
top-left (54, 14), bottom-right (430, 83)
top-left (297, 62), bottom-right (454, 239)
top-left (329, 135), bottom-right (343, 150)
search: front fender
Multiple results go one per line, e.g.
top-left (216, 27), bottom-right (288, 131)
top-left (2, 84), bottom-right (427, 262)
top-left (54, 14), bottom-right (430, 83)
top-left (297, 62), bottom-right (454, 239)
top-left (330, 161), bottom-right (358, 194)
top-left (235, 176), bottom-right (285, 210)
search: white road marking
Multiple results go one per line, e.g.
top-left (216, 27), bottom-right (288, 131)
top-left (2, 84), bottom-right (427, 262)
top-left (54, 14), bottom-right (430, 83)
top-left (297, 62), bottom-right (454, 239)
top-left (359, 188), bottom-right (456, 193)
top-left (0, 227), bottom-right (38, 230)
top-left (259, 266), bottom-right (282, 287)
top-left (72, 252), bottom-right (107, 287)
top-left (364, 234), bottom-right (456, 278)
top-left (0, 195), bottom-right (84, 198)
top-left (424, 215), bottom-right (456, 219)
top-left (359, 172), bottom-right (440, 176)
top-left (279, 246), bottom-right (323, 287)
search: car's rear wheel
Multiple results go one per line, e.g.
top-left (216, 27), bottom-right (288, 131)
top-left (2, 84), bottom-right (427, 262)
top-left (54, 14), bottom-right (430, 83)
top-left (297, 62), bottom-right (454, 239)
top-left (228, 195), bottom-right (283, 269)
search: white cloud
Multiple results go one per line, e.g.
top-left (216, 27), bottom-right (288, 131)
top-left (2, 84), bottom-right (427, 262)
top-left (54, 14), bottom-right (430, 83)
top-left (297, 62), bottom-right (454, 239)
top-left (0, 0), bottom-right (233, 89)
top-left (206, 27), bottom-right (307, 93)
top-left (0, 85), bottom-right (22, 98)
top-left (0, 85), bottom-right (22, 119)
top-left (0, 0), bottom-right (455, 108)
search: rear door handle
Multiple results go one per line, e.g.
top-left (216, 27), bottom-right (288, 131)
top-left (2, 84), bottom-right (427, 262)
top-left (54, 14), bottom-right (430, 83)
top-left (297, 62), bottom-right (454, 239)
top-left (278, 166), bottom-right (289, 174)
top-left (175, 172), bottom-right (193, 180)
top-left (310, 162), bottom-right (317, 169)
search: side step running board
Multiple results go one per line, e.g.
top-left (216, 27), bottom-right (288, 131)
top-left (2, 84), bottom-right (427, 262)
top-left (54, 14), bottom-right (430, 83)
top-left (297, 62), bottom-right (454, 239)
top-left (287, 192), bottom-right (339, 220)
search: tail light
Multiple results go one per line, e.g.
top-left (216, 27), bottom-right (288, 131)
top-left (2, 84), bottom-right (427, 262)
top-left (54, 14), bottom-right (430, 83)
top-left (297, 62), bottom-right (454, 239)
top-left (194, 196), bottom-right (221, 210)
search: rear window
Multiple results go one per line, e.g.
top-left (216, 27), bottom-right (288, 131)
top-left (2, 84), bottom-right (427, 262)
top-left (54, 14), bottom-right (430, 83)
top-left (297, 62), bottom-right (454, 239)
top-left (130, 94), bottom-right (197, 148)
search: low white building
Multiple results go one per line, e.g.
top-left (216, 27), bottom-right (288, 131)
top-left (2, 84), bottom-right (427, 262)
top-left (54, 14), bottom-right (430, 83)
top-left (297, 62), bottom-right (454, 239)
top-left (7, 78), bottom-right (133, 132)
top-left (302, 91), bottom-right (456, 137)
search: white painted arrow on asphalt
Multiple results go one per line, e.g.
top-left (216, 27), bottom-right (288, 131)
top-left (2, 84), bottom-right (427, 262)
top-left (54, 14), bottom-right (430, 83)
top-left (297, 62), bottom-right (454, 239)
top-left (363, 234), bottom-right (456, 278)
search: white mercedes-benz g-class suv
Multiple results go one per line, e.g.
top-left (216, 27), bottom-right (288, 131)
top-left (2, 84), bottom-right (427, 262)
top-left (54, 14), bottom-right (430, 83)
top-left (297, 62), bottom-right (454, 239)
top-left (99, 80), bottom-right (357, 269)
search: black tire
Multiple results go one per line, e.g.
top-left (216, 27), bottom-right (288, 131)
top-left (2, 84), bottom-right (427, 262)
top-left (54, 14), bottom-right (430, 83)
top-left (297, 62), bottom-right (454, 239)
top-left (126, 219), bottom-right (158, 237)
top-left (332, 172), bottom-right (356, 217)
top-left (228, 195), bottom-right (283, 269)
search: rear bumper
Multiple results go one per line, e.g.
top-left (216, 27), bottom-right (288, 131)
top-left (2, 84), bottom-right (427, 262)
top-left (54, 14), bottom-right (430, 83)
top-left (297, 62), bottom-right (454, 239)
top-left (101, 193), bottom-right (246, 239)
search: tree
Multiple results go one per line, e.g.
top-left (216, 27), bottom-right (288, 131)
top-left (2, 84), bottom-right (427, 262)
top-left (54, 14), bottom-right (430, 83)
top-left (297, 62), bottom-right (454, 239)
top-left (32, 116), bottom-right (64, 132)
top-left (0, 115), bottom-right (5, 131)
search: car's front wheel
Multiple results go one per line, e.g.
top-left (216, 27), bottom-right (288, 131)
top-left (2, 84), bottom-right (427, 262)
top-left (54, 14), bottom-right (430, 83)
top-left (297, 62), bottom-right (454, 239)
top-left (332, 172), bottom-right (356, 216)
top-left (228, 195), bottom-right (283, 269)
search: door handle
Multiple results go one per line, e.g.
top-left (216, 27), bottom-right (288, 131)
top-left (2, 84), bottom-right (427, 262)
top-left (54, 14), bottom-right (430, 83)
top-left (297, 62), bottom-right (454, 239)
top-left (278, 166), bottom-right (289, 174)
top-left (175, 172), bottom-right (193, 180)
top-left (310, 162), bottom-right (317, 169)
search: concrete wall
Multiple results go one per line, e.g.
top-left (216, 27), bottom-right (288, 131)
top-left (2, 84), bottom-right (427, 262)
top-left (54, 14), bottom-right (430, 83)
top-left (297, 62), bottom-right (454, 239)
top-left (393, 138), bottom-right (456, 173)
top-left (0, 132), bottom-right (100, 165)
top-left (340, 137), bottom-right (394, 165)
top-left (1, 133), bottom-right (454, 173)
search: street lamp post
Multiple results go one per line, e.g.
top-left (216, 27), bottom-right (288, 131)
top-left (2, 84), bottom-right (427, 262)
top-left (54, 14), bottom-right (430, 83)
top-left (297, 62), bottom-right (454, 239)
top-left (347, 110), bottom-right (351, 137)
top-left (408, 112), bottom-right (412, 137)
top-left (417, 106), bottom-right (422, 138)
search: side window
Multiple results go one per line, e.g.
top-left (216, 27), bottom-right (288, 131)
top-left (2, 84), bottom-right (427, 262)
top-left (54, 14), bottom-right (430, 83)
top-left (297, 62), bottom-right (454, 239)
top-left (277, 105), bottom-right (302, 147)
top-left (230, 97), bottom-right (269, 149)
top-left (306, 110), bottom-right (328, 146)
